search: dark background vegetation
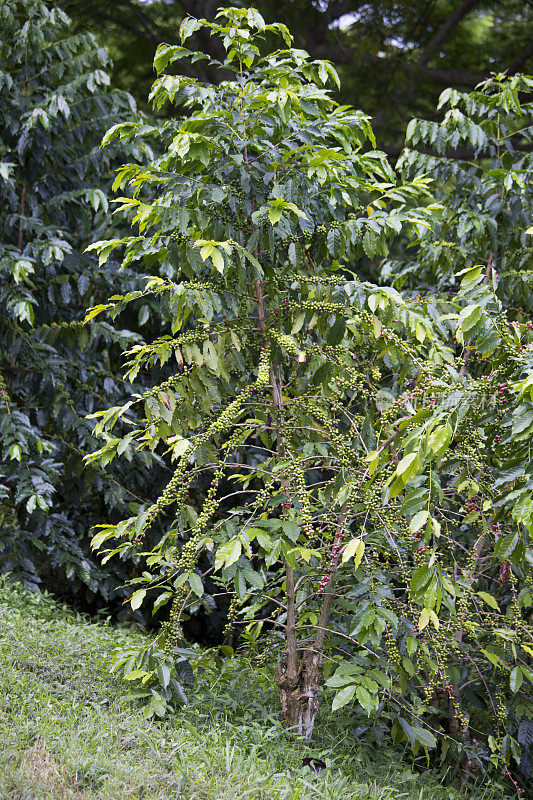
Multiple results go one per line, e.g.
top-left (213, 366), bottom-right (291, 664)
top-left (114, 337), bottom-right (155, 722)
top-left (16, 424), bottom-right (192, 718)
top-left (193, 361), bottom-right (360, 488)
top-left (61, 0), bottom-right (533, 151)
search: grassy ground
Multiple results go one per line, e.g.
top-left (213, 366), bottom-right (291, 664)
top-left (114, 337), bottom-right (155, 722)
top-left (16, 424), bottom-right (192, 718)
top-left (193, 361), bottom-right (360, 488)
top-left (0, 583), bottom-right (513, 800)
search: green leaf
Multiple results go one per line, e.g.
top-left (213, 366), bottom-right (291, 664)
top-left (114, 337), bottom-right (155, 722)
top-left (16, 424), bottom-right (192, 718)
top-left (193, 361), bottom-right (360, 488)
top-left (282, 520), bottom-right (300, 542)
top-left (412, 727), bottom-right (437, 749)
top-left (332, 684), bottom-right (356, 710)
top-left (477, 591), bottom-right (499, 610)
top-left (355, 685), bottom-right (375, 715)
top-left (153, 591), bottom-right (172, 613)
top-left (180, 17), bottom-right (202, 43)
top-left (411, 566), bottom-right (431, 596)
top-left (496, 531), bottom-right (519, 560)
top-left (510, 666), bottom-right (523, 693)
top-left (215, 539), bottom-right (242, 571)
top-left (481, 649), bottom-right (507, 668)
top-left (188, 572), bottom-right (204, 597)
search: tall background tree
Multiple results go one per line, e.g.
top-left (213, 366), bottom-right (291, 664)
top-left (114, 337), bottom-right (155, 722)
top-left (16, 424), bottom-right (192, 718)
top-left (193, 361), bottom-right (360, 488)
top-left (0, 0), bottom-right (168, 609)
top-left (59, 0), bottom-right (533, 150)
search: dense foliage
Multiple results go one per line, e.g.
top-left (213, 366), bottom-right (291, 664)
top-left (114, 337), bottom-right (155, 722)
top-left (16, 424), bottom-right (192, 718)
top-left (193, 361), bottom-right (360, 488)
top-left (391, 73), bottom-right (533, 302)
top-left (85, 7), bottom-right (532, 790)
top-left (0, 0), bottom-right (159, 606)
top-left (60, 0), bottom-right (533, 151)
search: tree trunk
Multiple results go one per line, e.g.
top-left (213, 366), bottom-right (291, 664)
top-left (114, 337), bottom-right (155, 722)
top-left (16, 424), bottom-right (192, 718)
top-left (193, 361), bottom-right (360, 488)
top-left (275, 507), bottom-right (348, 739)
top-left (276, 648), bottom-right (323, 739)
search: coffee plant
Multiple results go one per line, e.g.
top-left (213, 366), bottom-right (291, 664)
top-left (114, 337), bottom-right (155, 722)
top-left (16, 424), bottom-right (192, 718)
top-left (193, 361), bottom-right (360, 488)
top-left (86, 7), bottom-right (532, 788)
top-left (386, 73), bottom-right (533, 308)
top-left (0, 0), bottom-right (164, 607)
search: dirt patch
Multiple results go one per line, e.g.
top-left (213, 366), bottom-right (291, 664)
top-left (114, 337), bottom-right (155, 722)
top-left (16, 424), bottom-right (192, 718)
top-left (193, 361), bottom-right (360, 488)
top-left (18, 741), bottom-right (86, 799)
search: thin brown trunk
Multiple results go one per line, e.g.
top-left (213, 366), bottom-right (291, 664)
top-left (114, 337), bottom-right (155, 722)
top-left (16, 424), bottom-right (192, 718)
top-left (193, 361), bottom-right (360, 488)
top-left (276, 503), bottom-right (348, 739)
top-left (255, 279), bottom-right (303, 726)
top-left (448, 531), bottom-right (487, 737)
top-left (418, 0), bottom-right (480, 67)
top-left (18, 180), bottom-right (26, 254)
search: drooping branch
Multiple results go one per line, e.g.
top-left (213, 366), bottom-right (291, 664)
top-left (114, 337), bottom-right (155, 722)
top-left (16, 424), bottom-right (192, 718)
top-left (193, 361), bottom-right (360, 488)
top-left (17, 181), bottom-right (26, 254)
top-left (383, 139), bottom-right (533, 160)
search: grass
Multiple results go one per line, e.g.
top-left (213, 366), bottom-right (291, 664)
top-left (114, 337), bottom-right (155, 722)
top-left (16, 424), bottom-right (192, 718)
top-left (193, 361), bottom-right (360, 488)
top-left (0, 583), bottom-right (514, 800)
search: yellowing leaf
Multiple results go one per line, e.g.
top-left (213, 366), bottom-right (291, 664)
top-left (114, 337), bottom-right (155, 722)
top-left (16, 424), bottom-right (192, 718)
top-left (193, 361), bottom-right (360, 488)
top-left (342, 538), bottom-right (365, 571)
top-left (460, 266), bottom-right (483, 286)
top-left (200, 243), bottom-right (214, 260)
top-left (458, 303), bottom-right (482, 334)
top-left (396, 452), bottom-right (419, 482)
top-left (364, 450), bottom-right (380, 476)
top-left (124, 669), bottom-right (150, 681)
top-left (419, 608), bottom-right (430, 631)
top-left (210, 247), bottom-right (225, 273)
top-left (84, 303), bottom-right (112, 322)
top-left (429, 609), bottom-right (440, 629)
top-left (130, 588), bottom-right (146, 610)
top-left (410, 510), bottom-right (429, 533)
top-left (214, 538), bottom-right (242, 571)
top-left (268, 206), bottom-right (283, 224)
top-left (427, 423), bottom-right (452, 457)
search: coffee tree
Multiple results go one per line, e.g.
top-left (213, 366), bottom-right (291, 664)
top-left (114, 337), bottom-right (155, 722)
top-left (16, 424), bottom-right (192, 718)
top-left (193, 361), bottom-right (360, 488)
top-left (387, 73), bottom-right (533, 307)
top-left (87, 8), bottom-right (532, 786)
top-left (0, 0), bottom-right (159, 605)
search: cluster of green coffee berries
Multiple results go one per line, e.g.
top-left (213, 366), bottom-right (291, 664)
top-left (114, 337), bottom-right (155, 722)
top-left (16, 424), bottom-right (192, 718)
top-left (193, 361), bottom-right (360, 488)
top-left (357, 308), bottom-right (424, 366)
top-left (494, 313), bottom-right (522, 363)
top-left (290, 299), bottom-right (346, 317)
top-left (164, 424), bottom-right (250, 648)
top-left (305, 400), bottom-right (358, 473)
top-left (290, 462), bottom-right (313, 535)
top-left (384, 625), bottom-right (404, 672)
top-left (223, 594), bottom-right (239, 641)
top-left (141, 365), bottom-right (194, 401)
top-left (293, 273), bottom-right (347, 286)
top-left (145, 348), bottom-right (273, 538)
top-left (257, 345), bottom-right (271, 385)
top-left (270, 332), bottom-right (306, 363)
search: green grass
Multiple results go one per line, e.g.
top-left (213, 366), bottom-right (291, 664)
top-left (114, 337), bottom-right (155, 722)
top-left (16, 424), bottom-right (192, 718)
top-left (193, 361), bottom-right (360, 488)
top-left (0, 584), bottom-right (513, 800)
